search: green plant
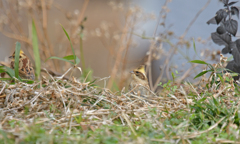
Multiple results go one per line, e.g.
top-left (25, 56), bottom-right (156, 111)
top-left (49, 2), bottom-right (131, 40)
top-left (32, 20), bottom-right (41, 80)
top-left (207, 0), bottom-right (240, 80)
top-left (158, 71), bottom-right (178, 95)
top-left (46, 25), bottom-right (80, 66)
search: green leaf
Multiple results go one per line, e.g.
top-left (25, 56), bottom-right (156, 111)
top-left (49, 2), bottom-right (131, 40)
top-left (207, 64), bottom-right (214, 70)
top-left (158, 82), bottom-right (162, 86)
top-left (217, 74), bottom-right (224, 84)
top-left (60, 24), bottom-right (76, 64)
top-left (0, 78), bottom-right (12, 81)
top-left (194, 70), bottom-right (211, 79)
top-left (32, 20), bottom-right (40, 79)
top-left (46, 56), bottom-right (74, 65)
top-left (14, 42), bottom-right (21, 79)
top-left (4, 66), bottom-right (15, 78)
top-left (215, 68), bottom-right (226, 72)
top-left (225, 77), bottom-right (230, 82)
top-left (212, 96), bottom-right (219, 106)
top-left (63, 55), bottom-right (80, 65)
top-left (193, 38), bottom-right (197, 54)
top-left (63, 55), bottom-right (75, 60)
top-left (0, 66), bottom-right (5, 73)
top-left (189, 60), bottom-right (209, 65)
top-left (23, 80), bottom-right (34, 84)
top-left (171, 72), bottom-right (175, 81)
top-left (89, 78), bottom-right (97, 86)
top-left (198, 97), bottom-right (207, 103)
top-left (230, 73), bottom-right (238, 77)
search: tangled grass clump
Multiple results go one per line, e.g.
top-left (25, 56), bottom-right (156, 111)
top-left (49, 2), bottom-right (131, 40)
top-left (0, 55), bottom-right (240, 143)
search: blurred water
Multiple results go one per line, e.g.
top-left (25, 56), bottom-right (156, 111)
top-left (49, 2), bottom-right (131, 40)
top-left (0, 0), bottom-right (238, 83)
top-left (133, 0), bottom-right (238, 82)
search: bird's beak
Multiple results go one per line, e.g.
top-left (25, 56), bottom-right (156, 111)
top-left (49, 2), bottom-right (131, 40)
top-left (130, 71), bottom-right (134, 74)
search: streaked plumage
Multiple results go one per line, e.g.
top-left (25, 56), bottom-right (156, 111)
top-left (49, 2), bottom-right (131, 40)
top-left (129, 65), bottom-right (150, 96)
top-left (9, 50), bottom-right (35, 80)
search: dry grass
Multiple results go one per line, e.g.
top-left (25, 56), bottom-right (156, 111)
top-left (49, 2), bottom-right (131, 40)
top-left (0, 0), bottom-right (240, 143)
top-left (0, 62), bottom-right (240, 143)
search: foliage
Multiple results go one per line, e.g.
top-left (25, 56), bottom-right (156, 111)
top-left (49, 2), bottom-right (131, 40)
top-left (32, 20), bottom-right (41, 80)
top-left (46, 25), bottom-right (80, 66)
top-left (207, 0), bottom-right (240, 79)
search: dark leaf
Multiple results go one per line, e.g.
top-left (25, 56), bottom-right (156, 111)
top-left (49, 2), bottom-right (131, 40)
top-left (229, 41), bottom-right (236, 49)
top-left (234, 65), bottom-right (240, 73)
top-left (215, 9), bottom-right (228, 24)
top-left (226, 60), bottom-right (234, 71)
top-left (227, 1), bottom-right (238, 6)
top-left (232, 64), bottom-right (240, 79)
top-left (222, 46), bottom-right (231, 54)
top-left (223, 19), bottom-right (238, 36)
top-left (222, 0), bottom-right (229, 5)
top-left (207, 17), bottom-right (217, 25)
top-left (235, 39), bottom-right (240, 52)
top-left (231, 6), bottom-right (239, 18)
top-left (231, 44), bottom-right (240, 67)
top-left (211, 32), bottom-right (231, 46)
top-left (216, 25), bottom-right (226, 34)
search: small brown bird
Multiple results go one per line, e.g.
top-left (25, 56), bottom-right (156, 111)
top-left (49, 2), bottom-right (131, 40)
top-left (129, 65), bottom-right (150, 96)
top-left (9, 50), bottom-right (35, 80)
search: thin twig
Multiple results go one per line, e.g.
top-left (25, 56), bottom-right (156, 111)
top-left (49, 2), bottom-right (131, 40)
top-left (181, 0), bottom-right (211, 38)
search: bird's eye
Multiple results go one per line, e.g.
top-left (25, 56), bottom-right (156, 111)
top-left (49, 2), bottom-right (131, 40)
top-left (19, 56), bottom-right (22, 58)
top-left (135, 71), bottom-right (139, 74)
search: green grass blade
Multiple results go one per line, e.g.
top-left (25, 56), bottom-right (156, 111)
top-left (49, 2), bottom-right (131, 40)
top-left (192, 38), bottom-right (197, 54)
top-left (194, 70), bottom-right (211, 79)
top-left (60, 24), bottom-right (77, 64)
top-left (32, 20), bottom-right (41, 79)
top-left (0, 78), bottom-right (13, 81)
top-left (4, 66), bottom-right (15, 78)
top-left (63, 55), bottom-right (80, 65)
top-left (0, 69), bottom-right (5, 73)
top-left (63, 55), bottom-right (75, 60)
top-left (189, 60), bottom-right (209, 65)
top-left (207, 64), bottom-right (214, 70)
top-left (14, 42), bottom-right (21, 79)
top-left (46, 56), bottom-right (75, 65)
